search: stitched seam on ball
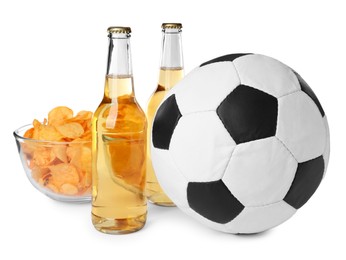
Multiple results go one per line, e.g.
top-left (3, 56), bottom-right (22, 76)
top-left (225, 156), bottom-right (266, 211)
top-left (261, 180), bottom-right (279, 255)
top-left (246, 200), bottom-right (287, 209)
top-left (166, 150), bottom-right (190, 206)
top-left (274, 136), bottom-right (298, 164)
top-left (182, 109), bottom-right (216, 117)
top-left (273, 136), bottom-right (300, 203)
top-left (277, 89), bottom-right (301, 99)
top-left (282, 91), bottom-right (327, 162)
top-left (324, 116), bottom-right (329, 154)
top-left (322, 116), bottom-right (330, 177)
top-left (220, 146), bottom-right (237, 181)
top-left (167, 150), bottom-right (189, 183)
top-left (277, 67), bottom-right (302, 98)
top-left (231, 61), bottom-right (242, 85)
top-left (274, 136), bottom-right (299, 204)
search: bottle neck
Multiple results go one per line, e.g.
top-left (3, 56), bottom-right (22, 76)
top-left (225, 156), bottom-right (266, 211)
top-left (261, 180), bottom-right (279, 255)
top-left (158, 28), bottom-right (184, 90)
top-left (104, 33), bottom-right (134, 101)
top-left (107, 33), bottom-right (132, 76)
top-left (160, 28), bottom-right (183, 70)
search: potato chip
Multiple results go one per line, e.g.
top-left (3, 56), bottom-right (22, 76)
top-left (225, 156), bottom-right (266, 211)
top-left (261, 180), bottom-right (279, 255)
top-left (48, 106), bottom-right (73, 126)
top-left (24, 128), bottom-right (34, 138)
top-left (33, 119), bottom-right (41, 128)
top-left (56, 122), bottom-right (84, 139)
top-left (29, 159), bottom-right (35, 169)
top-left (77, 111), bottom-right (92, 130)
top-left (77, 110), bottom-right (93, 119)
top-left (22, 142), bottom-right (36, 156)
top-left (70, 152), bottom-right (82, 170)
top-left (49, 163), bottom-right (79, 187)
top-left (32, 146), bottom-right (53, 167)
top-left (31, 120), bottom-right (63, 141)
top-left (31, 167), bottom-right (49, 182)
top-left (38, 171), bottom-right (51, 186)
top-left (32, 119), bottom-right (41, 140)
top-left (81, 130), bottom-right (91, 140)
top-left (38, 125), bottom-right (63, 141)
top-left (46, 183), bottom-right (59, 193)
top-left (60, 183), bottom-right (78, 195)
top-left (66, 144), bottom-right (81, 160)
top-left (52, 145), bottom-right (68, 163)
top-left (49, 157), bottom-right (63, 167)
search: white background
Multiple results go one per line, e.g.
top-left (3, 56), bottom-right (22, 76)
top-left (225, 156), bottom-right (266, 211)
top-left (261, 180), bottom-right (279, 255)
top-left (1, 0), bottom-right (345, 259)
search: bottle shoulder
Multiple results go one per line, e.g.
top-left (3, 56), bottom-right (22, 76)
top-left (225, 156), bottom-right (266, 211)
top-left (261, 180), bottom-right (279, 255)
top-left (93, 96), bottom-right (146, 133)
top-left (147, 87), bottom-right (168, 113)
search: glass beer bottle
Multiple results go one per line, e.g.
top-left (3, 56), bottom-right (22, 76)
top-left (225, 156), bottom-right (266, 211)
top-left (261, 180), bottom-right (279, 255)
top-left (146, 23), bottom-right (184, 206)
top-left (92, 27), bottom-right (147, 234)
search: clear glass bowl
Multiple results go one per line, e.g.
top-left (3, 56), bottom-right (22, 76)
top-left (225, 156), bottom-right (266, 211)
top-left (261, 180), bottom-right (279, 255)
top-left (14, 124), bottom-right (92, 202)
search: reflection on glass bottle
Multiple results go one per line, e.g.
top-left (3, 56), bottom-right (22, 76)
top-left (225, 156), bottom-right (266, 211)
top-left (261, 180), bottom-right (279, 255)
top-left (92, 27), bottom-right (147, 234)
top-left (146, 23), bottom-right (184, 206)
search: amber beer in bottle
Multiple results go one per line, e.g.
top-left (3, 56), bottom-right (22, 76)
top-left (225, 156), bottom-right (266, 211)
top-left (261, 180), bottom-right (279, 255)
top-left (146, 23), bottom-right (184, 206)
top-left (92, 27), bottom-right (147, 234)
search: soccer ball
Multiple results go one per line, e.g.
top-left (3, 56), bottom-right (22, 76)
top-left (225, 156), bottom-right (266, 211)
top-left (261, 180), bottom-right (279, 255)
top-left (151, 53), bottom-right (330, 234)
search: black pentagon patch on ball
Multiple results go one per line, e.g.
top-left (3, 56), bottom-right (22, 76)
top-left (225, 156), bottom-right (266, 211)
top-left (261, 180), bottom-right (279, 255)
top-left (293, 71), bottom-right (325, 117)
top-left (200, 53), bottom-right (253, 67)
top-left (187, 180), bottom-right (245, 224)
top-left (217, 85), bottom-right (278, 144)
top-left (152, 94), bottom-right (182, 150)
top-left (284, 156), bottom-right (324, 209)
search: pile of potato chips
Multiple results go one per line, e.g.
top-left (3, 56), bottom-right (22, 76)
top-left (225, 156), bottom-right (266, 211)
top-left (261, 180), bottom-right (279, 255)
top-left (22, 106), bottom-right (92, 196)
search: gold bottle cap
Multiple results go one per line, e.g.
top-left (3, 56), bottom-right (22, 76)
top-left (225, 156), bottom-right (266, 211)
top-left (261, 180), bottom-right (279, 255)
top-left (162, 23), bottom-right (183, 29)
top-left (107, 26), bottom-right (131, 34)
